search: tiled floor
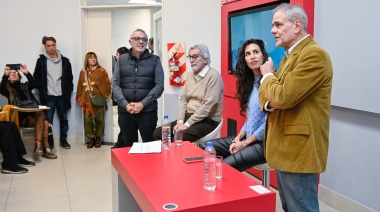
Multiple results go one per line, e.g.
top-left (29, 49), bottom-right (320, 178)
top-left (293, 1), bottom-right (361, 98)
top-left (0, 135), bottom-right (113, 212)
top-left (0, 115), bottom-right (340, 212)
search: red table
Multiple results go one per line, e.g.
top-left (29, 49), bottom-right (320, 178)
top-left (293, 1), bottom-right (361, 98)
top-left (111, 141), bottom-right (275, 211)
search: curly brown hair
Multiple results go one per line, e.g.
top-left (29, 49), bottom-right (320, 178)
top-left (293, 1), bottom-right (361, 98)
top-left (234, 39), bottom-right (268, 116)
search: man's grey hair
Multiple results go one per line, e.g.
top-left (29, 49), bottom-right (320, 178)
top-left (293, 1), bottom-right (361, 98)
top-left (189, 44), bottom-right (211, 65)
top-left (274, 3), bottom-right (308, 32)
top-left (130, 28), bottom-right (148, 38)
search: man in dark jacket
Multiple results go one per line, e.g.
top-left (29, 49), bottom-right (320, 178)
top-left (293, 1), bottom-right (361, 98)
top-left (112, 29), bottom-right (164, 147)
top-left (33, 36), bottom-right (74, 149)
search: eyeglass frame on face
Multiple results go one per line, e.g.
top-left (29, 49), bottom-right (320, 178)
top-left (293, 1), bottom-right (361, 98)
top-left (9, 72), bottom-right (18, 76)
top-left (130, 37), bottom-right (148, 43)
top-left (187, 54), bottom-right (201, 61)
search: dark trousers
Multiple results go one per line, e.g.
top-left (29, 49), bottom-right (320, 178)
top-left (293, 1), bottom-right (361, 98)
top-left (118, 111), bottom-right (158, 147)
top-left (153, 114), bottom-right (219, 142)
top-left (113, 131), bottom-right (124, 147)
top-left (201, 135), bottom-right (266, 172)
top-left (45, 95), bottom-right (69, 140)
top-left (0, 122), bottom-right (27, 169)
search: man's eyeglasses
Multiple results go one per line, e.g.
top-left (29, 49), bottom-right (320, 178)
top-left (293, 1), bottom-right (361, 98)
top-left (187, 54), bottom-right (200, 61)
top-left (130, 37), bottom-right (148, 42)
top-left (9, 72), bottom-right (18, 76)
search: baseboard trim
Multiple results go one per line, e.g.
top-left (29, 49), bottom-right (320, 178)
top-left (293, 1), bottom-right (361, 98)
top-left (318, 185), bottom-right (374, 212)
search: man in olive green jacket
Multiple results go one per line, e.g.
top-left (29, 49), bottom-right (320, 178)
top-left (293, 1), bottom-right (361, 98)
top-left (259, 3), bottom-right (333, 212)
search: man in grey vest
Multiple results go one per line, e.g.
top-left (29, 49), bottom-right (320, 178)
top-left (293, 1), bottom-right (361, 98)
top-left (112, 29), bottom-right (164, 147)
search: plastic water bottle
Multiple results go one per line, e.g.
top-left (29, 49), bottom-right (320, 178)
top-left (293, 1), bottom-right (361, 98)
top-left (161, 115), bottom-right (171, 150)
top-left (203, 141), bottom-right (216, 191)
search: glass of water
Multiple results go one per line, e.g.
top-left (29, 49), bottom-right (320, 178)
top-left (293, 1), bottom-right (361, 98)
top-left (216, 156), bottom-right (223, 180)
top-left (174, 129), bottom-right (183, 146)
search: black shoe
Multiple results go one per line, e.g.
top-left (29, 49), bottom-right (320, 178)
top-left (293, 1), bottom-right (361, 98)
top-left (18, 157), bottom-right (36, 167)
top-left (1, 165), bottom-right (28, 174)
top-left (60, 139), bottom-right (71, 149)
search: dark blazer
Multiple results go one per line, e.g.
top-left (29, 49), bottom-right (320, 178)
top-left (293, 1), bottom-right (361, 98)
top-left (33, 54), bottom-right (74, 111)
top-left (259, 36), bottom-right (333, 173)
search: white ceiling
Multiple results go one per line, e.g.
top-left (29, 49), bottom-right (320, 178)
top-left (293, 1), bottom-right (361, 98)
top-left (86, 0), bottom-right (161, 6)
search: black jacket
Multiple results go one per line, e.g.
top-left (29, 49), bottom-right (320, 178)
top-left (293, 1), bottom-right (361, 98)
top-left (33, 54), bottom-right (74, 111)
top-left (0, 73), bottom-right (39, 104)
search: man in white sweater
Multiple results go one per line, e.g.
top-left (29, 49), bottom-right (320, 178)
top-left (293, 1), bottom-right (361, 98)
top-left (153, 44), bottom-right (224, 142)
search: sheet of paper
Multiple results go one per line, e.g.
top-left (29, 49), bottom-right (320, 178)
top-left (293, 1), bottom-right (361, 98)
top-left (249, 185), bottom-right (271, 194)
top-left (128, 140), bottom-right (162, 154)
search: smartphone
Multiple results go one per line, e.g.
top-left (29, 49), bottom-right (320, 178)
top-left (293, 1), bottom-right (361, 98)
top-left (6, 64), bottom-right (20, 70)
top-left (183, 156), bottom-right (204, 163)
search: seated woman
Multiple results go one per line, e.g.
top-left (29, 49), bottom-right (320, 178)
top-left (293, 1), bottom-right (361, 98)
top-left (201, 39), bottom-right (268, 171)
top-left (0, 64), bottom-right (57, 159)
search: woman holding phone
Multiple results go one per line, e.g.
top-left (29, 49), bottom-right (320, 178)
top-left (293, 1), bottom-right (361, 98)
top-left (0, 64), bottom-right (57, 159)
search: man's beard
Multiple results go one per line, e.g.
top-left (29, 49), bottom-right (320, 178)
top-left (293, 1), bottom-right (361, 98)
top-left (191, 64), bottom-right (202, 72)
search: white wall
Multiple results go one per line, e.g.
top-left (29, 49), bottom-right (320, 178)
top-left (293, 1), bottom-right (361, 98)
top-left (314, 0), bottom-right (380, 211)
top-left (0, 0), bottom-right (84, 138)
top-left (112, 9), bottom-right (153, 54)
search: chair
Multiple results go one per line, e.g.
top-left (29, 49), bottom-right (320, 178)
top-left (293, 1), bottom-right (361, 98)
top-left (20, 126), bottom-right (35, 141)
top-left (20, 123), bottom-right (53, 142)
top-left (253, 163), bottom-right (273, 188)
top-left (194, 118), bottom-right (223, 145)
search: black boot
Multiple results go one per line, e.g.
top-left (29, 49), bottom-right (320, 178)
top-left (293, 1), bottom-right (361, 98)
top-left (48, 124), bottom-right (54, 150)
top-left (60, 138), bottom-right (71, 149)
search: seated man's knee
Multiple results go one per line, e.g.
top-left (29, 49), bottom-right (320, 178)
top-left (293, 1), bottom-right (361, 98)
top-left (153, 126), bottom-right (162, 140)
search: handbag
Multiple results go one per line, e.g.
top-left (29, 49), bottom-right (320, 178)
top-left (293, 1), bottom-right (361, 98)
top-left (91, 95), bottom-right (105, 106)
top-left (84, 70), bottom-right (105, 107)
top-left (18, 99), bottom-right (38, 108)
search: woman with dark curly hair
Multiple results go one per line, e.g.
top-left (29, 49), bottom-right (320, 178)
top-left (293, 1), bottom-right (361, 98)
top-left (204, 39), bottom-right (268, 171)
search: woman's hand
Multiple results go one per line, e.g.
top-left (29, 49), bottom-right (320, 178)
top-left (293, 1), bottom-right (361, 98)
top-left (20, 64), bottom-right (29, 75)
top-left (229, 136), bottom-right (244, 154)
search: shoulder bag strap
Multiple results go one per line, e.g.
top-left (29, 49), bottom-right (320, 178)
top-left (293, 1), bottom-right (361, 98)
top-left (84, 70), bottom-right (93, 98)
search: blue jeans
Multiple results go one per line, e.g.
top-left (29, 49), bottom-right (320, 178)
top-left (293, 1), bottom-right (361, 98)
top-left (276, 170), bottom-right (319, 212)
top-left (45, 95), bottom-right (68, 140)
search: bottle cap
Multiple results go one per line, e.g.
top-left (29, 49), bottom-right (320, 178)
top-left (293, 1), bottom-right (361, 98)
top-left (206, 141), bottom-right (213, 146)
top-left (164, 115), bottom-right (168, 119)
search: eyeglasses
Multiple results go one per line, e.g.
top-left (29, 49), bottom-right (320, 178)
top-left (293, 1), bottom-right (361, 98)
top-left (9, 72), bottom-right (18, 76)
top-left (187, 54), bottom-right (200, 61)
top-left (130, 37), bottom-right (148, 42)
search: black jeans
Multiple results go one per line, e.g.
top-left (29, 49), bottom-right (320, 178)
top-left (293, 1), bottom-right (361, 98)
top-left (0, 122), bottom-right (27, 169)
top-left (118, 111), bottom-right (158, 147)
top-left (201, 135), bottom-right (266, 172)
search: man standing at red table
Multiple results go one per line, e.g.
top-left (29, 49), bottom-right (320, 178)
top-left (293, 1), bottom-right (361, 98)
top-left (112, 29), bottom-right (164, 147)
top-left (259, 3), bottom-right (333, 212)
top-left (33, 36), bottom-right (74, 149)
